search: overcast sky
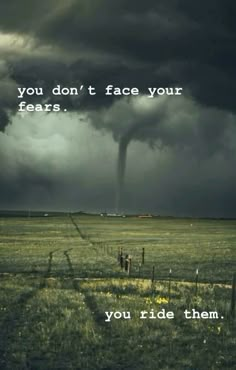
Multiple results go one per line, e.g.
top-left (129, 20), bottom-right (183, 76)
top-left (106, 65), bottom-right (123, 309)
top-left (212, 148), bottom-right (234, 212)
top-left (0, 0), bottom-right (236, 217)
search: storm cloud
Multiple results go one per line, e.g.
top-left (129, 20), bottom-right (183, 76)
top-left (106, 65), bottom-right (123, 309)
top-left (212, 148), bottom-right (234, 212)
top-left (0, 1), bottom-right (236, 216)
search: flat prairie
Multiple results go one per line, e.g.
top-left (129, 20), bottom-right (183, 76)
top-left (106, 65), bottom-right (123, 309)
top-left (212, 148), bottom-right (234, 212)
top-left (0, 215), bottom-right (235, 369)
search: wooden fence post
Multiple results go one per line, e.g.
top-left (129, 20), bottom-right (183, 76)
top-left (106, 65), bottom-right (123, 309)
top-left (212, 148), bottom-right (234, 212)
top-left (142, 248), bottom-right (145, 265)
top-left (168, 268), bottom-right (172, 302)
top-left (120, 250), bottom-right (124, 269)
top-left (231, 273), bottom-right (236, 318)
top-left (118, 247), bottom-right (123, 262)
top-left (128, 255), bottom-right (132, 276)
top-left (124, 254), bottom-right (129, 272)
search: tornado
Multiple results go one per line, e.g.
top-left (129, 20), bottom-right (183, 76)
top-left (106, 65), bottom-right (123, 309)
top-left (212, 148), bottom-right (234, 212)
top-left (116, 137), bottom-right (129, 213)
top-left (115, 124), bottom-right (140, 213)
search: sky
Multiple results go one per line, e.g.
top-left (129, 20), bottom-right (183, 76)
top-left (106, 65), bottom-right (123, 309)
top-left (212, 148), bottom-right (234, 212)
top-left (0, 0), bottom-right (236, 217)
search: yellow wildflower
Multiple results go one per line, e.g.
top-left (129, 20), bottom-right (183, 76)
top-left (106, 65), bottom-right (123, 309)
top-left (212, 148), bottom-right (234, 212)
top-left (156, 297), bottom-right (169, 304)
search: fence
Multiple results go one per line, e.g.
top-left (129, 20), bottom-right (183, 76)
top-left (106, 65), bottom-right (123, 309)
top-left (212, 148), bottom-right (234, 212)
top-left (0, 214), bottom-right (235, 318)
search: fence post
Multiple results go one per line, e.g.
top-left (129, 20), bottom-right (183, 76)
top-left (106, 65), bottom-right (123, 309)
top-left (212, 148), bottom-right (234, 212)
top-left (142, 248), bottom-right (145, 265)
top-left (118, 247), bottom-right (123, 262)
top-left (195, 268), bottom-right (199, 296)
top-left (125, 254), bottom-right (129, 272)
top-left (151, 265), bottom-right (155, 283)
top-left (120, 250), bottom-right (124, 269)
top-left (128, 255), bottom-right (132, 276)
top-left (231, 273), bottom-right (236, 318)
top-left (168, 268), bottom-right (172, 303)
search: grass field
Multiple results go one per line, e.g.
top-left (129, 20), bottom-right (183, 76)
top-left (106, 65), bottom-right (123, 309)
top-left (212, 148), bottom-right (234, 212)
top-left (0, 215), bottom-right (235, 369)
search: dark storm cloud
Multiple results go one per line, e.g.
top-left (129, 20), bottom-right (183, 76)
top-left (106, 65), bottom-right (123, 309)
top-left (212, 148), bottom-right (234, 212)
top-left (89, 95), bottom-right (235, 158)
top-left (0, 1), bottom-right (236, 216)
top-left (41, 0), bottom-right (236, 113)
top-left (0, 61), bottom-right (18, 131)
top-left (1, 0), bottom-right (236, 112)
top-left (36, 0), bottom-right (236, 112)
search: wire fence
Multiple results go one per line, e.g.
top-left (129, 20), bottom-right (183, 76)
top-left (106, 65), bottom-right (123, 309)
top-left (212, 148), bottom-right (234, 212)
top-left (0, 214), bottom-right (235, 317)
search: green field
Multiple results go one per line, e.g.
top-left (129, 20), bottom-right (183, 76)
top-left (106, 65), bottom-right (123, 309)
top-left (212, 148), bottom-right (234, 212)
top-left (0, 215), bottom-right (235, 369)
